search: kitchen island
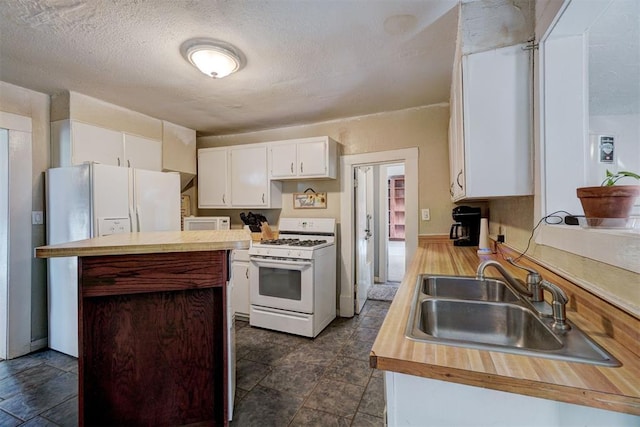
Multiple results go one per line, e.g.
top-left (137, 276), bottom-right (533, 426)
top-left (371, 240), bottom-right (640, 425)
top-left (36, 230), bottom-right (251, 427)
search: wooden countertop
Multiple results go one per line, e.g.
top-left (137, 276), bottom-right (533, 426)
top-left (35, 230), bottom-right (251, 258)
top-left (371, 241), bottom-right (640, 415)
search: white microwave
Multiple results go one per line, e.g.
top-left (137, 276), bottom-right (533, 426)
top-left (183, 216), bottom-right (231, 231)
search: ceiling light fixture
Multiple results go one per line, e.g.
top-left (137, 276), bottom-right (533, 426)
top-left (180, 38), bottom-right (245, 79)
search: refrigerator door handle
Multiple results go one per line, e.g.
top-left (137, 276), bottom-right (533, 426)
top-left (136, 204), bottom-right (141, 231)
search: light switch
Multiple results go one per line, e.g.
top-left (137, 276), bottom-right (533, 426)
top-left (421, 209), bottom-right (430, 221)
top-left (32, 211), bottom-right (43, 225)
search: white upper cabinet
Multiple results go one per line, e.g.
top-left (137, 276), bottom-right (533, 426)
top-left (197, 147), bottom-right (230, 208)
top-left (123, 133), bottom-right (162, 171)
top-left (198, 144), bottom-right (281, 209)
top-left (51, 120), bottom-right (162, 171)
top-left (269, 136), bottom-right (338, 180)
top-left (449, 43), bottom-right (532, 201)
top-left (230, 144), bottom-right (273, 207)
top-left (69, 120), bottom-right (123, 167)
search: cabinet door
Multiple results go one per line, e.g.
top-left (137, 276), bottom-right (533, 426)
top-left (124, 134), bottom-right (162, 171)
top-left (270, 142), bottom-right (297, 178)
top-left (449, 58), bottom-right (465, 200)
top-left (198, 148), bottom-right (229, 208)
top-left (462, 44), bottom-right (532, 198)
top-left (231, 261), bottom-right (250, 318)
top-left (72, 121), bottom-right (123, 167)
top-left (297, 139), bottom-right (328, 177)
top-left (230, 145), bottom-right (269, 206)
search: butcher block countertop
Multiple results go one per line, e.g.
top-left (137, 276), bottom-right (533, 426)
top-left (35, 230), bottom-right (251, 258)
top-left (370, 240), bottom-right (640, 415)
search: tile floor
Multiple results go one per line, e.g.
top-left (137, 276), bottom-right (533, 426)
top-left (0, 299), bottom-right (390, 426)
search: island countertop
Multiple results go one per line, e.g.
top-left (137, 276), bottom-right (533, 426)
top-left (370, 240), bottom-right (640, 416)
top-left (35, 230), bottom-right (251, 258)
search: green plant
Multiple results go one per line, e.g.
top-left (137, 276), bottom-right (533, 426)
top-left (601, 170), bottom-right (640, 186)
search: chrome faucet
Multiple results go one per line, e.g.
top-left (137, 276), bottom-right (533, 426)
top-left (476, 260), bottom-right (532, 300)
top-left (540, 280), bottom-right (571, 331)
top-left (506, 258), bottom-right (543, 302)
top-left (476, 259), bottom-right (571, 332)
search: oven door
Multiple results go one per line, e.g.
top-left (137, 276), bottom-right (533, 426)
top-left (249, 257), bottom-right (314, 314)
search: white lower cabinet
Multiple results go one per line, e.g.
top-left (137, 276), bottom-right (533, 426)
top-left (384, 371), bottom-right (639, 426)
top-left (230, 249), bottom-right (250, 319)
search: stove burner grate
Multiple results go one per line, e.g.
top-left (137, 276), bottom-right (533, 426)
top-left (260, 238), bottom-right (327, 247)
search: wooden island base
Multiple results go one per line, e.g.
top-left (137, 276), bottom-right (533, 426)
top-left (79, 250), bottom-right (228, 426)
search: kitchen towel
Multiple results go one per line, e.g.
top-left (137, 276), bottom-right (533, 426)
top-left (477, 218), bottom-right (492, 254)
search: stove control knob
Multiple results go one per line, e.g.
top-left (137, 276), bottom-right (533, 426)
top-left (297, 251), bottom-right (303, 258)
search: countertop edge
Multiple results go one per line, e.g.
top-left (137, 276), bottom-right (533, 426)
top-left (371, 354), bottom-right (640, 415)
top-left (370, 242), bottom-right (640, 416)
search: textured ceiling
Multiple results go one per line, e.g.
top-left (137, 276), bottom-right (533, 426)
top-left (0, 0), bottom-right (459, 135)
top-left (588, 0), bottom-right (640, 116)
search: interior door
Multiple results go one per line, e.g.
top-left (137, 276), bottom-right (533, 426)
top-left (355, 166), bottom-right (374, 314)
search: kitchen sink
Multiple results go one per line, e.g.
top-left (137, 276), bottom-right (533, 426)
top-left (417, 299), bottom-right (562, 350)
top-left (406, 275), bottom-right (621, 367)
top-left (421, 275), bottom-right (520, 303)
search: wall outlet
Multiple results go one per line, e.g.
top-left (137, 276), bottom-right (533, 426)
top-left (32, 211), bottom-right (43, 225)
top-left (421, 208), bottom-right (430, 221)
top-left (497, 225), bottom-right (505, 243)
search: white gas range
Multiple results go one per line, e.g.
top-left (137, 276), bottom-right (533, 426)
top-left (248, 218), bottom-right (336, 337)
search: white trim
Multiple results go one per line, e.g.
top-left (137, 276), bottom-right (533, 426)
top-left (0, 111), bottom-right (32, 133)
top-left (339, 148), bottom-right (418, 317)
top-left (377, 166), bottom-right (388, 283)
top-left (536, 0), bottom-right (640, 276)
top-left (0, 126), bottom-right (33, 359)
top-left (30, 337), bottom-right (48, 353)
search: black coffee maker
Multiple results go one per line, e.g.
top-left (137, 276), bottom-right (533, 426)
top-left (450, 206), bottom-right (482, 246)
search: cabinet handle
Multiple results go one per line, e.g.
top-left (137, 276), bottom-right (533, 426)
top-left (456, 170), bottom-right (463, 190)
top-left (300, 162), bottom-right (304, 174)
top-left (245, 268), bottom-right (249, 279)
top-left (290, 162), bottom-right (294, 173)
top-left (262, 193), bottom-right (265, 203)
top-left (127, 159), bottom-right (131, 168)
top-left (117, 157), bottom-right (121, 166)
top-left (222, 194), bottom-right (226, 204)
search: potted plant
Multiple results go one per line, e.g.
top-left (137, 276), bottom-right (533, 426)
top-left (576, 170), bottom-right (640, 220)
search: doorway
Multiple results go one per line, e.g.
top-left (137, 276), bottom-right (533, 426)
top-left (339, 148), bottom-right (418, 318)
top-left (354, 163), bottom-right (407, 308)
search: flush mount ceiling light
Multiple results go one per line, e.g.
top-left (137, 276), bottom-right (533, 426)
top-left (180, 38), bottom-right (245, 79)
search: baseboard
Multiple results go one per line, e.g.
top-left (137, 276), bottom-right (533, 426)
top-left (30, 338), bottom-right (48, 353)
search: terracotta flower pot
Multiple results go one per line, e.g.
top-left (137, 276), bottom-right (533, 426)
top-left (576, 185), bottom-right (640, 219)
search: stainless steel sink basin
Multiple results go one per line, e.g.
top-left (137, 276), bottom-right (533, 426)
top-left (406, 275), bottom-right (620, 367)
top-left (421, 275), bottom-right (520, 303)
top-left (418, 299), bottom-right (562, 350)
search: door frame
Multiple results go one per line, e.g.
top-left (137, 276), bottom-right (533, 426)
top-left (0, 111), bottom-right (33, 359)
top-left (339, 148), bottom-right (418, 317)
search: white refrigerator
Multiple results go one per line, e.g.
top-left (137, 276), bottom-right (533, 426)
top-left (46, 162), bottom-right (181, 357)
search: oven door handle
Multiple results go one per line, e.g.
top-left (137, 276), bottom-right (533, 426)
top-left (250, 258), bottom-right (312, 270)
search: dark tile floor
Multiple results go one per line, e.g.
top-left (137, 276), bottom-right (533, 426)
top-left (0, 299), bottom-right (389, 426)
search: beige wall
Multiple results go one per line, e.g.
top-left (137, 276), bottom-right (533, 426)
top-left (52, 91), bottom-right (162, 140)
top-left (0, 81), bottom-right (50, 343)
top-left (197, 104), bottom-right (454, 235)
